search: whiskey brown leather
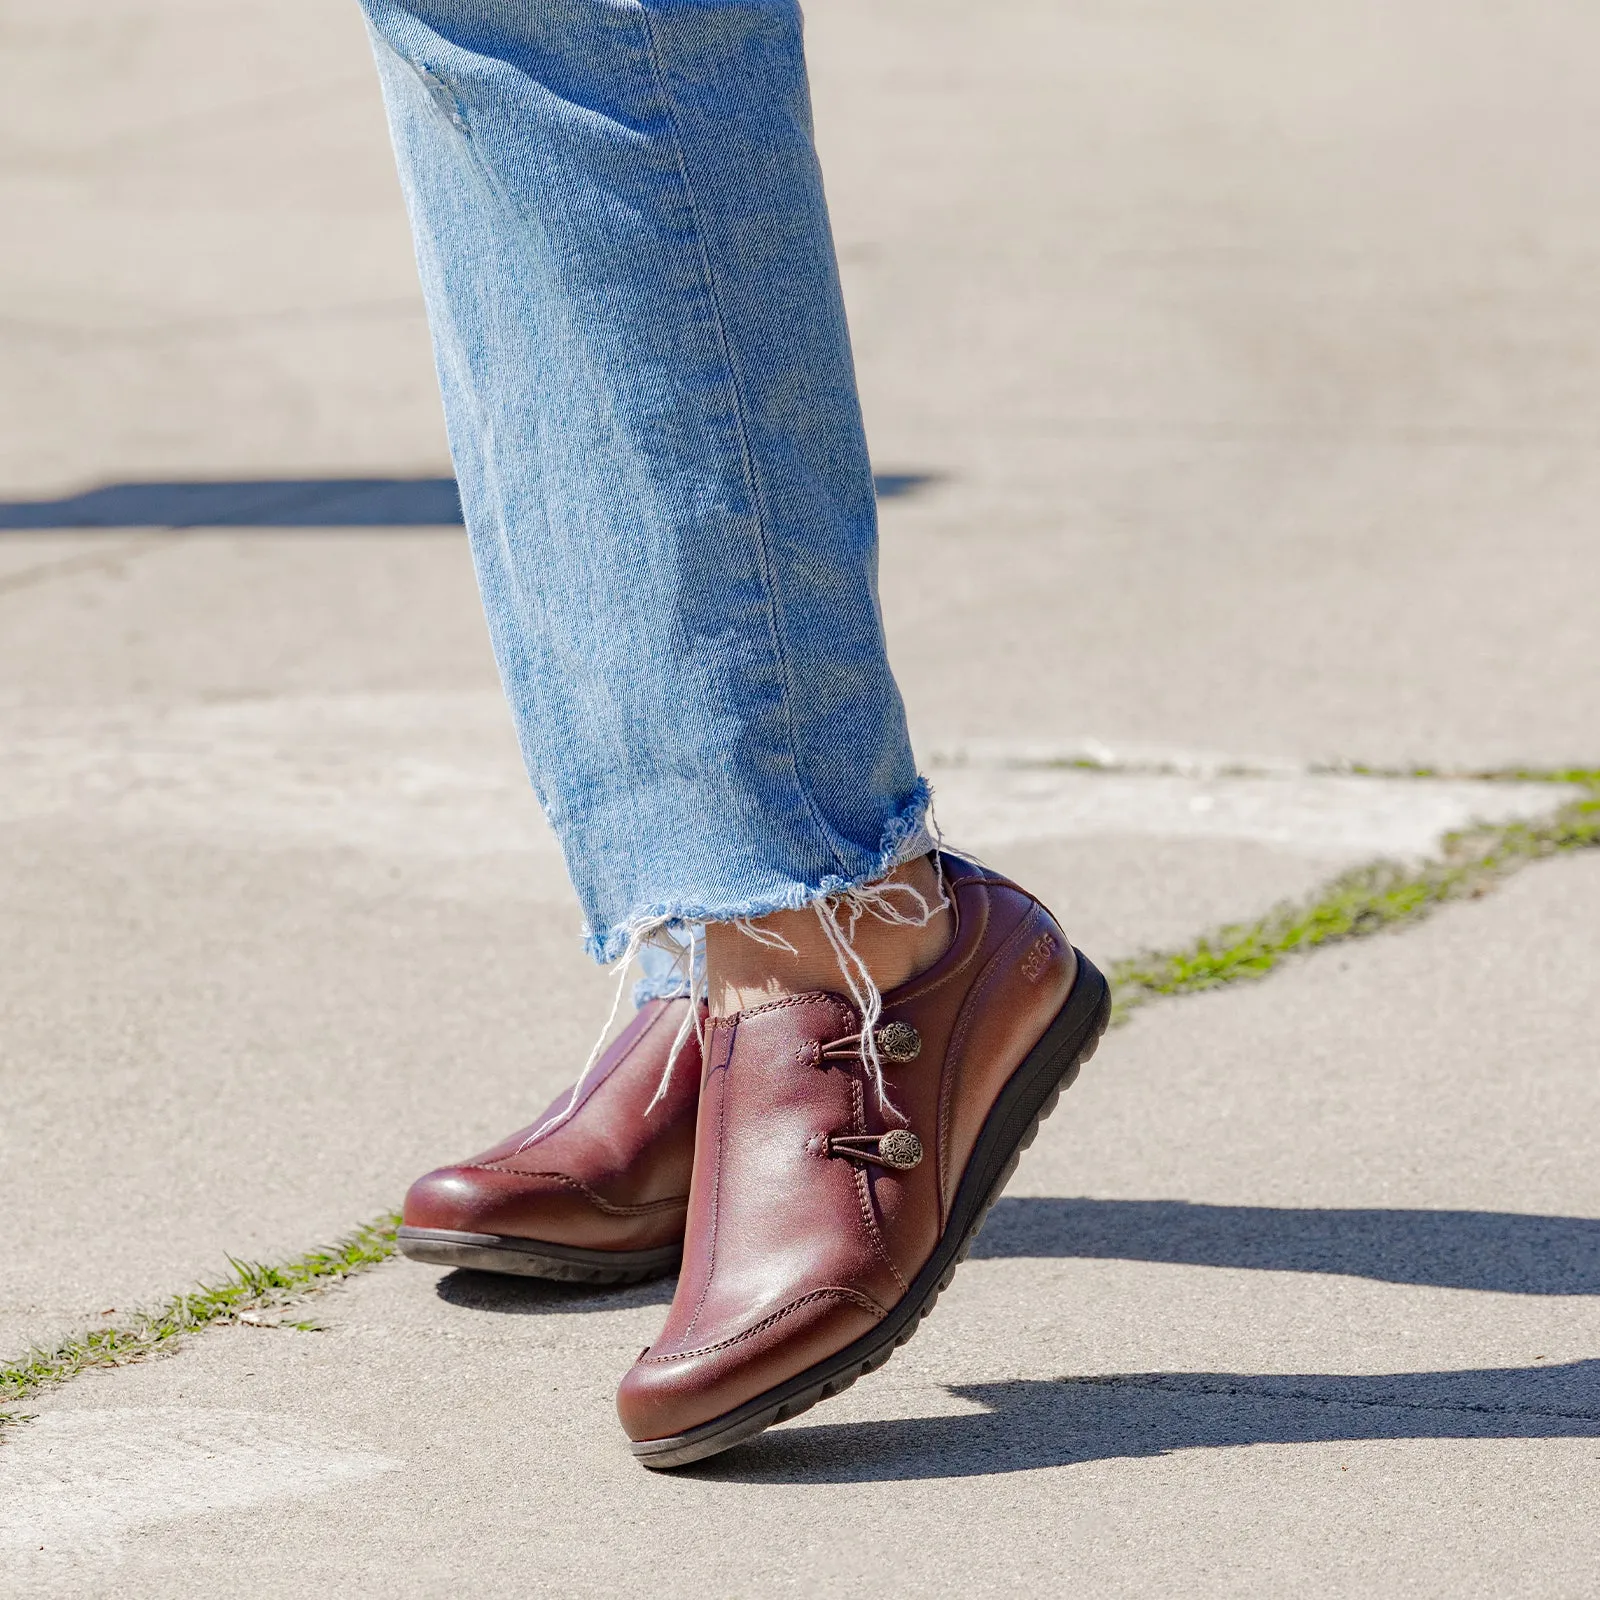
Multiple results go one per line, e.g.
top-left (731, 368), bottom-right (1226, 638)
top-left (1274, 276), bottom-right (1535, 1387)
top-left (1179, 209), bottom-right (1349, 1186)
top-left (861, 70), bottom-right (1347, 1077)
top-left (403, 997), bottom-right (702, 1255)
top-left (615, 855), bottom-right (1079, 1444)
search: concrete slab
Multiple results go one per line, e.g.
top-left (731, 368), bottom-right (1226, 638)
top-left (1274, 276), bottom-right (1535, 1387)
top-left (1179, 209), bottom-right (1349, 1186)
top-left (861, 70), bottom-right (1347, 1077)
top-left (6, 853), bottom-right (1596, 1596)
top-left (0, 532), bottom-right (495, 708)
top-left (0, 0), bottom-right (444, 495)
top-left (0, 824), bottom-right (609, 1354)
top-left (6, 0), bottom-right (1600, 768)
top-left (3, 502), bottom-right (1568, 1355)
top-left (811, 0), bottom-right (1600, 767)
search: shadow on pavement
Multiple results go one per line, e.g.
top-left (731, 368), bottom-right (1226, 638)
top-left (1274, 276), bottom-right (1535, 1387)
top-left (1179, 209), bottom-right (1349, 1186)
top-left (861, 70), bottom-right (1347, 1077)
top-left (0, 473), bottom-right (936, 529)
top-left (972, 1198), bottom-right (1600, 1295)
top-left (695, 1361), bottom-right (1600, 1483)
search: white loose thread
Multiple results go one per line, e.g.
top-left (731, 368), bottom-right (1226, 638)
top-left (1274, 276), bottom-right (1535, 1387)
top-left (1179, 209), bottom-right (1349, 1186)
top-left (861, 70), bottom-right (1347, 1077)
top-left (643, 916), bottom-right (800, 1114)
top-left (811, 870), bottom-right (949, 1119)
top-left (514, 915), bottom-right (678, 1151)
top-left (653, 860), bottom-right (951, 1120)
top-left (644, 926), bottom-right (709, 1115)
top-left (534, 843), bottom-right (951, 1137)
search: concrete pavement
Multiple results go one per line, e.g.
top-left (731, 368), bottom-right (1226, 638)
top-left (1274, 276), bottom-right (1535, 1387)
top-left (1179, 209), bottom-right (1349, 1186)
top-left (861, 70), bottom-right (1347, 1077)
top-left (3, 0), bottom-right (1599, 1593)
top-left (6, 859), bottom-right (1598, 1594)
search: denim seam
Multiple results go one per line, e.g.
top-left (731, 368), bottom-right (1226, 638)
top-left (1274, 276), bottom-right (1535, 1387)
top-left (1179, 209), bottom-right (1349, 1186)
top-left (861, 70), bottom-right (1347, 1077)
top-left (376, 13), bottom-right (934, 966)
top-left (379, 31), bottom-right (563, 828)
top-left (629, 1), bottom-right (854, 877)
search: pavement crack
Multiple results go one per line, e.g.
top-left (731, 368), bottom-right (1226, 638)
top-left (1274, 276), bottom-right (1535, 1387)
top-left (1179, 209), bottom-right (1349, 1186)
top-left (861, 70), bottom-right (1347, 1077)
top-left (0, 1214), bottom-right (398, 1432)
top-left (1109, 785), bottom-right (1600, 1021)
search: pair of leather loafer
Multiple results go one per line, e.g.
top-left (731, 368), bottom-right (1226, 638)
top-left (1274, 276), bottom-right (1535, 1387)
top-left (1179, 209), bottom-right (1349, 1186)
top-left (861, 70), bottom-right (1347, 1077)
top-left (399, 854), bottom-right (1110, 1468)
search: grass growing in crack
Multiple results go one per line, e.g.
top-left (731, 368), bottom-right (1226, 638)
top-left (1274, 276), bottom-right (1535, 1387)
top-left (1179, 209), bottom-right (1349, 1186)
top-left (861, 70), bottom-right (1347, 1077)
top-left (996, 754), bottom-right (1600, 787)
top-left (1322, 761), bottom-right (1600, 787)
top-left (1109, 787), bottom-right (1600, 1021)
top-left (0, 1213), bottom-right (398, 1426)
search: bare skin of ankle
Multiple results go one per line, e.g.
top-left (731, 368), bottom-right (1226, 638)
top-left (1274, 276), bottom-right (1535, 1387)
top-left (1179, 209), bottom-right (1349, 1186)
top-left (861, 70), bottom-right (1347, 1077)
top-left (704, 852), bottom-right (955, 1019)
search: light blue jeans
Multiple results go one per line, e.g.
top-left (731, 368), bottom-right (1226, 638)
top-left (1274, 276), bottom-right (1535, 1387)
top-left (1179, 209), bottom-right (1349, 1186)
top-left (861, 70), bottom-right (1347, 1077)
top-left (358, 0), bottom-right (930, 980)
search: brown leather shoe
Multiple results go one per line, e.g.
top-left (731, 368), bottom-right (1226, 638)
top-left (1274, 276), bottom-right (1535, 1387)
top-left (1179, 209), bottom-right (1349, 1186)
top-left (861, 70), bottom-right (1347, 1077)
top-left (397, 997), bottom-right (703, 1283)
top-left (615, 855), bottom-right (1110, 1465)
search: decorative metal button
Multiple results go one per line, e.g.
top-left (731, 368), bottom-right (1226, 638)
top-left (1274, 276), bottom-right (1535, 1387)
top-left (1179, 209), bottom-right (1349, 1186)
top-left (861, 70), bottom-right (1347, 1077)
top-left (876, 1128), bottom-right (923, 1171)
top-left (874, 1021), bottom-right (922, 1062)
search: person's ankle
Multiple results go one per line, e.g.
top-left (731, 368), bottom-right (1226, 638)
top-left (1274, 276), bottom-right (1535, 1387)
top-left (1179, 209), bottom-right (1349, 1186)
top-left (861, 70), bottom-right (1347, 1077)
top-left (704, 853), bottom-right (954, 1018)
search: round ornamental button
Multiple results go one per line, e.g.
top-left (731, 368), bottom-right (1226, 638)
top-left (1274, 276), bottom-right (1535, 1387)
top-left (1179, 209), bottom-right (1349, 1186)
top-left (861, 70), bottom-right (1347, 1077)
top-left (876, 1129), bottom-right (923, 1171)
top-left (874, 1021), bottom-right (922, 1062)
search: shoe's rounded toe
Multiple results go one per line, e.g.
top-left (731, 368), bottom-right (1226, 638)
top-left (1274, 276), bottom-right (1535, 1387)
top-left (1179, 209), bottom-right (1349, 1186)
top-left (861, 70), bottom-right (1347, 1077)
top-left (403, 1161), bottom-right (689, 1255)
top-left (616, 1288), bottom-right (884, 1444)
top-left (402, 1164), bottom-right (486, 1232)
top-left (402, 1163), bottom-right (568, 1239)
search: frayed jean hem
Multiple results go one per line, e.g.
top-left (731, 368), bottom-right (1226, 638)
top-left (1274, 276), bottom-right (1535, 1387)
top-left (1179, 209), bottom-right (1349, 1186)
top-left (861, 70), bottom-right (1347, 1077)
top-left (581, 778), bottom-right (935, 966)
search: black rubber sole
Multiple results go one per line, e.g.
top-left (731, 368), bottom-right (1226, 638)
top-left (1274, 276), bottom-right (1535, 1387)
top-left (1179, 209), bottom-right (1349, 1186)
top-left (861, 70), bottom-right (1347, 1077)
top-left (630, 949), bottom-right (1113, 1470)
top-left (396, 1226), bottom-right (681, 1285)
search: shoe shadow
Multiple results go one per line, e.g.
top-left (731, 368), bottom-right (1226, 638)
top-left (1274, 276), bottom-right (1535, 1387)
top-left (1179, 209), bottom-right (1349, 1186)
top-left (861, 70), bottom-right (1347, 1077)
top-left (688, 1360), bottom-right (1600, 1483)
top-left (433, 1267), bottom-right (675, 1316)
top-left (971, 1198), bottom-right (1600, 1295)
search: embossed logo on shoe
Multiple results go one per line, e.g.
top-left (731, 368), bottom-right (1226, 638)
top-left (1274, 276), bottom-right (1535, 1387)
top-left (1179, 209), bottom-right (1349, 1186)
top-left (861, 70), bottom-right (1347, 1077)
top-left (1021, 930), bottom-right (1057, 983)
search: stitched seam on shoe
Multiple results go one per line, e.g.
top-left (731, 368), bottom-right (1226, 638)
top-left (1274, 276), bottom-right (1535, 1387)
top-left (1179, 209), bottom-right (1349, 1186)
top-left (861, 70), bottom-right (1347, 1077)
top-left (465, 1169), bottom-right (687, 1217)
top-left (846, 1076), bottom-right (909, 1297)
top-left (887, 884), bottom-right (992, 1008)
top-left (937, 907), bottom-right (1041, 1183)
top-left (733, 992), bottom-right (857, 1027)
top-left (680, 1021), bottom-right (731, 1343)
top-left (845, 1078), bottom-right (907, 1290)
top-left (937, 903), bottom-right (1044, 1222)
top-left (640, 1287), bottom-right (885, 1363)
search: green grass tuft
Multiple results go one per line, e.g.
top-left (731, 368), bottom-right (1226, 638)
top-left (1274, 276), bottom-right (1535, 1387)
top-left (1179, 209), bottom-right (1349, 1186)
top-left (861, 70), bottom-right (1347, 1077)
top-left (0, 1212), bottom-right (399, 1424)
top-left (1109, 788), bottom-right (1600, 1020)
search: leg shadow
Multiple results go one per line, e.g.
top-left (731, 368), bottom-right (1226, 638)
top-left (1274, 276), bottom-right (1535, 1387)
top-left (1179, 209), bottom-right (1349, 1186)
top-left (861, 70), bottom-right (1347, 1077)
top-left (0, 478), bottom-right (466, 528)
top-left (970, 1198), bottom-right (1600, 1295)
top-left (0, 473), bottom-right (935, 530)
top-left (691, 1360), bottom-right (1600, 1484)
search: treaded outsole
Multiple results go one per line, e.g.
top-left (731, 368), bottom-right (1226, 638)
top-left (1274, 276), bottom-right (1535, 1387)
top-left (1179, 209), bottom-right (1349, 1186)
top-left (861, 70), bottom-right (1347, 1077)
top-left (629, 949), bottom-right (1113, 1469)
top-left (396, 1227), bottom-right (681, 1285)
